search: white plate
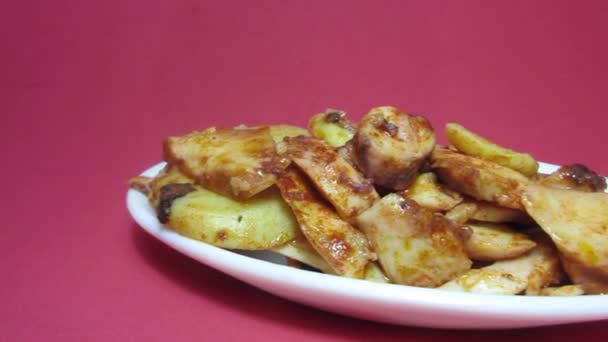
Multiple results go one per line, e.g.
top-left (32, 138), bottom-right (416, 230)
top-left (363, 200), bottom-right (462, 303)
top-left (127, 162), bottom-right (608, 329)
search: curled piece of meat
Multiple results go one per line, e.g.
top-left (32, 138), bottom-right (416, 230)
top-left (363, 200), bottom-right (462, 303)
top-left (354, 106), bottom-right (436, 190)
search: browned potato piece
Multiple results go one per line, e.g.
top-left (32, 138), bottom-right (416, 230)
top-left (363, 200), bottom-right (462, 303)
top-left (536, 163), bottom-right (606, 192)
top-left (308, 109), bottom-right (356, 148)
top-left (356, 194), bottom-right (471, 287)
top-left (276, 168), bottom-right (375, 278)
top-left (355, 106), bottom-right (436, 190)
top-left (445, 123), bottom-right (538, 176)
top-left (431, 147), bottom-right (530, 210)
top-left (445, 202), bottom-right (478, 224)
top-left (272, 237), bottom-right (335, 274)
top-left (440, 239), bottom-right (561, 295)
top-left (522, 184), bottom-right (608, 294)
top-left (470, 200), bottom-right (534, 224)
top-left (540, 285), bottom-right (585, 296)
top-left (269, 125), bottom-right (309, 144)
top-left (284, 135), bottom-right (380, 222)
top-left (164, 126), bottom-right (286, 200)
top-left (464, 222), bottom-right (537, 261)
top-left (402, 172), bottom-right (463, 211)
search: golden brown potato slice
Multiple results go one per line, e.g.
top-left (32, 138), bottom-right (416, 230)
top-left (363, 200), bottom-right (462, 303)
top-left (431, 147), bottom-right (530, 210)
top-left (148, 167), bottom-right (299, 250)
top-left (269, 124), bottom-right (309, 144)
top-left (402, 172), bottom-right (463, 211)
top-left (308, 109), bottom-right (356, 148)
top-left (272, 237), bottom-right (335, 274)
top-left (540, 285), bottom-right (585, 296)
top-left (276, 168), bottom-right (375, 278)
top-left (440, 239), bottom-right (561, 295)
top-left (356, 194), bottom-right (471, 287)
top-left (464, 222), bottom-right (536, 261)
top-left (164, 126), bottom-right (286, 200)
top-left (284, 135), bottom-right (380, 222)
top-left (354, 106), bottom-right (436, 190)
top-left (522, 184), bottom-right (608, 294)
top-left (445, 202), bottom-right (478, 224)
top-left (535, 163), bottom-right (606, 192)
top-left (364, 262), bottom-right (390, 283)
top-left (445, 123), bottom-right (538, 176)
top-left (470, 200), bottom-right (534, 224)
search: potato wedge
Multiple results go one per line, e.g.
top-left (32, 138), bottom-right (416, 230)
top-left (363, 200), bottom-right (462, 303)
top-left (356, 194), bottom-right (471, 287)
top-left (522, 184), bottom-right (608, 293)
top-left (445, 123), bottom-right (538, 176)
top-left (164, 126), bottom-right (286, 200)
top-left (440, 239), bottom-right (561, 295)
top-left (308, 109), bottom-right (356, 148)
top-left (284, 135), bottom-right (379, 222)
top-left (431, 147), bottom-right (530, 210)
top-left (402, 172), bottom-right (463, 211)
top-left (276, 168), bottom-right (374, 278)
top-left (464, 222), bottom-right (536, 261)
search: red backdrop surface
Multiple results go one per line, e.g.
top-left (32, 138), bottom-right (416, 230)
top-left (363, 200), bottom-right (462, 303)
top-left (2, 0), bottom-right (608, 340)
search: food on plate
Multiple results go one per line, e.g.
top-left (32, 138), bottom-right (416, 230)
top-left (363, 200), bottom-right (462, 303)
top-left (142, 166), bottom-right (299, 249)
top-left (354, 106), bottom-right (435, 190)
top-left (535, 163), bottom-right (606, 192)
top-left (276, 167), bottom-right (375, 278)
top-left (463, 222), bottom-right (536, 261)
top-left (283, 135), bottom-right (379, 222)
top-left (129, 105), bottom-right (608, 295)
top-left (440, 234), bottom-right (562, 295)
top-left (308, 109), bottom-right (356, 148)
top-left (431, 147), bottom-right (531, 210)
top-left (401, 172), bottom-right (463, 211)
top-left (445, 122), bottom-right (539, 176)
top-left (164, 126), bottom-right (287, 200)
top-left (356, 194), bottom-right (472, 287)
top-left (522, 184), bottom-right (608, 294)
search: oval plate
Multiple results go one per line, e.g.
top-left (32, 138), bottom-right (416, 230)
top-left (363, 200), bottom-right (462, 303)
top-left (126, 162), bottom-right (608, 329)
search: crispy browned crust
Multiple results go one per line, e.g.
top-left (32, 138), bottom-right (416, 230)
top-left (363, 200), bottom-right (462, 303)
top-left (276, 168), bottom-right (374, 278)
top-left (536, 163), bottom-right (606, 192)
top-left (284, 135), bottom-right (379, 222)
top-left (163, 126), bottom-right (286, 200)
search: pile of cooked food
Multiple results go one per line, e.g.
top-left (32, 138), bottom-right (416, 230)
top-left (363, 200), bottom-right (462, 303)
top-left (129, 106), bottom-right (608, 296)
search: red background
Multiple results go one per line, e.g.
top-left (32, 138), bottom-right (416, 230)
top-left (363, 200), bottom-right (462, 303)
top-left (3, 0), bottom-right (608, 340)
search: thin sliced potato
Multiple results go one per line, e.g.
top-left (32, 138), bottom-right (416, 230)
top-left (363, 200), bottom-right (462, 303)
top-left (272, 237), bottom-right (335, 274)
top-left (269, 124), bottom-right (309, 144)
top-left (440, 238), bottom-right (561, 295)
top-left (445, 202), bottom-right (478, 224)
top-left (308, 109), bottom-right (356, 148)
top-left (431, 147), bottom-right (530, 210)
top-left (464, 222), bottom-right (536, 261)
top-left (522, 184), bottom-right (608, 294)
top-left (540, 285), bottom-right (585, 296)
top-left (164, 126), bottom-right (285, 200)
top-left (445, 123), bottom-right (538, 176)
top-left (166, 185), bottom-right (299, 250)
top-left (356, 194), bottom-right (471, 287)
top-left (470, 200), bottom-right (534, 224)
top-left (276, 168), bottom-right (374, 278)
top-left (402, 172), bottom-right (463, 211)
